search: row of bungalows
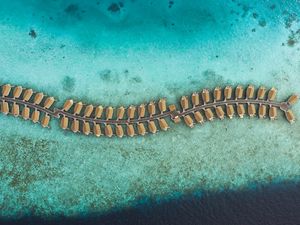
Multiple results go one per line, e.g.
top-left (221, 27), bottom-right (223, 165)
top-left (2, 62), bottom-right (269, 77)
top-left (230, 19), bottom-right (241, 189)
top-left (180, 104), bottom-right (283, 128)
top-left (179, 86), bottom-right (298, 127)
top-left (59, 117), bottom-right (170, 138)
top-left (0, 84), bottom-right (56, 127)
top-left (0, 84), bottom-right (298, 135)
top-left (0, 100), bottom-right (54, 128)
top-left (179, 85), bottom-right (279, 108)
top-left (61, 98), bottom-right (170, 120)
top-left (1, 84), bottom-right (55, 108)
top-left (59, 98), bottom-right (172, 137)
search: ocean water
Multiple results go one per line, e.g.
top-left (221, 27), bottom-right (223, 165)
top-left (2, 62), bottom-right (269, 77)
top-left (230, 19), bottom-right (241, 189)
top-left (0, 0), bottom-right (300, 222)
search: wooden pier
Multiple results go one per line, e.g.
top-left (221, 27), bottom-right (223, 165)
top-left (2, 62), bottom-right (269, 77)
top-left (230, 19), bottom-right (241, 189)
top-left (0, 84), bottom-right (298, 138)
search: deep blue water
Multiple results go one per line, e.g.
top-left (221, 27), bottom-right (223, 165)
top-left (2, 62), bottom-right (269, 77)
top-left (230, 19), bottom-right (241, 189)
top-left (2, 181), bottom-right (300, 225)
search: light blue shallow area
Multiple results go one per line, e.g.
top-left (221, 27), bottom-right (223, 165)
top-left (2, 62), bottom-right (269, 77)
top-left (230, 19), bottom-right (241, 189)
top-left (0, 0), bottom-right (299, 218)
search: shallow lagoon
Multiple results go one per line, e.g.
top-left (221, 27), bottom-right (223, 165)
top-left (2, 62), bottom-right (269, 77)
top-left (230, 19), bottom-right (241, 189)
top-left (0, 0), bottom-right (299, 218)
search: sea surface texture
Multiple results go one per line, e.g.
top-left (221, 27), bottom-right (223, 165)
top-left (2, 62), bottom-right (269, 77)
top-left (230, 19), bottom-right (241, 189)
top-left (0, 0), bottom-right (300, 222)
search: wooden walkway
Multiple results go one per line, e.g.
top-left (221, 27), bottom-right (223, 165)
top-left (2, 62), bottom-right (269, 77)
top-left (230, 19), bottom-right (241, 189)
top-left (0, 84), bottom-right (298, 138)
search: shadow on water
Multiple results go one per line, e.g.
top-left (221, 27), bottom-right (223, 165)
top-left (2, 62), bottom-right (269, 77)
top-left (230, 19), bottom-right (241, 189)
top-left (2, 181), bottom-right (300, 225)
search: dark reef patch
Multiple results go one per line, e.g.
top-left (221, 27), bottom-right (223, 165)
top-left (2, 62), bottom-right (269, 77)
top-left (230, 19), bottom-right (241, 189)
top-left (201, 69), bottom-right (226, 86)
top-left (241, 5), bottom-right (250, 17)
top-left (283, 11), bottom-right (298, 29)
top-left (107, 2), bottom-right (124, 13)
top-left (64, 4), bottom-right (79, 14)
top-left (271, 71), bottom-right (290, 84)
top-left (99, 69), bottom-right (112, 81)
top-left (29, 29), bottom-right (37, 38)
top-left (123, 69), bottom-right (129, 75)
top-left (64, 4), bottom-right (82, 20)
top-left (165, 70), bottom-right (228, 100)
top-left (130, 76), bottom-right (142, 83)
top-left (252, 12), bottom-right (259, 19)
top-left (258, 19), bottom-right (267, 27)
top-left (0, 136), bottom-right (60, 193)
top-left (62, 76), bottom-right (76, 92)
top-left (98, 69), bottom-right (112, 81)
top-left (287, 29), bottom-right (300, 47)
top-left (270, 4), bottom-right (276, 10)
top-left (98, 69), bottom-right (120, 83)
top-left (119, 2), bottom-right (124, 8)
top-left (287, 38), bottom-right (297, 47)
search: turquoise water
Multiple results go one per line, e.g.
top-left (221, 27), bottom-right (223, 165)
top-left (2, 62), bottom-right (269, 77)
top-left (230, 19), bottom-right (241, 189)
top-left (0, 0), bottom-right (300, 218)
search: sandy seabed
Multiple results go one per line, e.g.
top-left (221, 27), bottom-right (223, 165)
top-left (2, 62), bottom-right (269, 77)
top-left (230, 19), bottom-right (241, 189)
top-left (0, 0), bottom-right (299, 217)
